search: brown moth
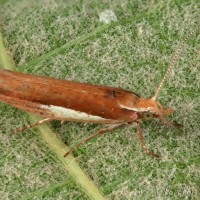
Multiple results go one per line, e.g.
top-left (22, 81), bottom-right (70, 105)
top-left (0, 29), bottom-right (196, 157)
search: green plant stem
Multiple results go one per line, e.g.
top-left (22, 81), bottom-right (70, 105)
top-left (0, 32), bottom-right (106, 200)
top-left (0, 33), bottom-right (15, 71)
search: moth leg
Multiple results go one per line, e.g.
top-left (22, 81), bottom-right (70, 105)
top-left (12, 118), bottom-right (53, 134)
top-left (64, 123), bottom-right (124, 157)
top-left (136, 124), bottom-right (159, 158)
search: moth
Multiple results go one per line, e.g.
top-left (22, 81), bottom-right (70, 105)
top-left (0, 30), bottom-right (196, 158)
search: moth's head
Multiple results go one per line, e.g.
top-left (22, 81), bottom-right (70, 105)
top-left (137, 97), bottom-right (173, 121)
top-left (137, 98), bottom-right (181, 130)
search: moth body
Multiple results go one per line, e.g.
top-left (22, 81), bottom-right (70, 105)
top-left (0, 69), bottom-right (144, 123)
top-left (0, 68), bottom-right (177, 157)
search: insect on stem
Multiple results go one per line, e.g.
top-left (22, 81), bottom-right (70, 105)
top-left (0, 27), bottom-right (197, 159)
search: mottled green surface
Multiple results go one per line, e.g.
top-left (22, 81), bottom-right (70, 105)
top-left (0, 0), bottom-right (199, 199)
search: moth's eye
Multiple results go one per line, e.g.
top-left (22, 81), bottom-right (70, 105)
top-left (143, 112), bottom-right (153, 120)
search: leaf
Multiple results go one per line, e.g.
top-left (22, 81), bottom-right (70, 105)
top-left (0, 0), bottom-right (199, 199)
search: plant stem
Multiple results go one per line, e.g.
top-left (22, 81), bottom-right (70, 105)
top-left (0, 32), bottom-right (106, 200)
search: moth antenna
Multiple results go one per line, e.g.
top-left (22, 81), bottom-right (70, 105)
top-left (152, 29), bottom-right (197, 101)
